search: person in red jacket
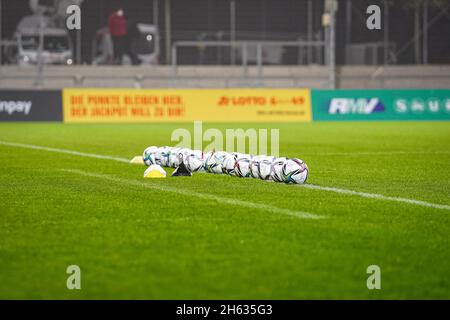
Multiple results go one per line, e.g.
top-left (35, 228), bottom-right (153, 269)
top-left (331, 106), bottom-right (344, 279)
top-left (108, 7), bottom-right (126, 64)
top-left (108, 7), bottom-right (140, 65)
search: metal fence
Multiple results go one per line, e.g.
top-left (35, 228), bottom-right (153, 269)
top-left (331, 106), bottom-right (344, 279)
top-left (1, 0), bottom-right (450, 90)
top-left (171, 40), bottom-right (326, 74)
top-left (1, 0), bottom-right (450, 66)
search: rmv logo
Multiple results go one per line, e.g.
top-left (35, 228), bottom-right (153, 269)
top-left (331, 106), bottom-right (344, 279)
top-left (328, 98), bottom-right (385, 115)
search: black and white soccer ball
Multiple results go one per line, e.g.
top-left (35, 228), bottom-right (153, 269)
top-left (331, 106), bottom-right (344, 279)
top-left (185, 151), bottom-right (205, 172)
top-left (270, 157), bottom-right (287, 182)
top-left (256, 156), bottom-right (274, 180)
top-left (234, 156), bottom-right (252, 178)
top-left (222, 153), bottom-right (239, 176)
top-left (249, 155), bottom-right (264, 178)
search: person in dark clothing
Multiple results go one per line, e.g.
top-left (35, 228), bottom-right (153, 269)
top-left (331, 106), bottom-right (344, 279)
top-left (125, 19), bottom-right (142, 65)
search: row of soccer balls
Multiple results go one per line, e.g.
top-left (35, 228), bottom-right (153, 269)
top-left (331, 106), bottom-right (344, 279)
top-left (143, 146), bottom-right (309, 184)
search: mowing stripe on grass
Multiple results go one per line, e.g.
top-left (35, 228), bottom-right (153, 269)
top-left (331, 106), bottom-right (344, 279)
top-left (4, 141), bottom-right (447, 159)
top-left (2, 140), bottom-right (449, 212)
top-left (304, 151), bottom-right (450, 156)
top-left (300, 184), bottom-right (450, 211)
top-left (60, 168), bottom-right (322, 220)
top-left (0, 141), bottom-right (129, 163)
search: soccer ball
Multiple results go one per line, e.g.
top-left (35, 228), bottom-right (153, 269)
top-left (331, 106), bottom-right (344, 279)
top-left (234, 156), bottom-right (252, 178)
top-left (282, 158), bottom-right (309, 184)
top-left (203, 152), bottom-right (216, 173)
top-left (168, 147), bottom-right (181, 167)
top-left (173, 148), bottom-right (191, 166)
top-left (257, 157), bottom-right (274, 180)
top-left (142, 146), bottom-right (158, 166)
top-left (158, 146), bottom-right (171, 167)
top-left (205, 151), bottom-right (228, 174)
top-left (177, 148), bottom-right (193, 162)
top-left (169, 147), bottom-right (193, 168)
top-left (249, 156), bottom-right (262, 178)
top-left (270, 157), bottom-right (287, 182)
top-left (185, 152), bottom-right (204, 172)
top-left (201, 151), bottom-right (213, 172)
top-left (222, 153), bottom-right (238, 176)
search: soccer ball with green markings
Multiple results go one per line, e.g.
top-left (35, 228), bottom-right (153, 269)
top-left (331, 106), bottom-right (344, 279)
top-left (205, 151), bottom-right (228, 174)
top-left (168, 147), bottom-right (181, 167)
top-left (143, 146), bottom-right (159, 166)
top-left (282, 158), bottom-right (309, 184)
top-left (222, 153), bottom-right (238, 176)
top-left (158, 146), bottom-right (171, 167)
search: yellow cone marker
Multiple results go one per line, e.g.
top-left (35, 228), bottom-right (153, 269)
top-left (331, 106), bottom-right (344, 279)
top-left (143, 165), bottom-right (167, 178)
top-left (130, 156), bottom-right (145, 165)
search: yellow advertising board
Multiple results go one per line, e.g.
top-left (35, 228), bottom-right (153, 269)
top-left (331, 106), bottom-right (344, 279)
top-left (63, 88), bottom-right (311, 123)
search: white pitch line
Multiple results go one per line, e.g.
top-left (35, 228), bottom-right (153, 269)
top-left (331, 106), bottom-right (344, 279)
top-left (303, 151), bottom-right (450, 156)
top-left (0, 140), bottom-right (129, 163)
top-left (60, 168), bottom-right (322, 220)
top-left (299, 184), bottom-right (450, 211)
top-left (1, 140), bottom-right (449, 212)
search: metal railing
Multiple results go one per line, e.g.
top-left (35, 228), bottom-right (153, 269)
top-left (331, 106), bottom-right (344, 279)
top-left (0, 73), bottom-right (329, 89)
top-left (345, 42), bottom-right (397, 65)
top-left (171, 40), bottom-right (326, 76)
top-left (2, 71), bottom-right (449, 89)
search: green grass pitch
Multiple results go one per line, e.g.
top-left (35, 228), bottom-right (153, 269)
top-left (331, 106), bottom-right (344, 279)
top-left (0, 122), bottom-right (449, 299)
